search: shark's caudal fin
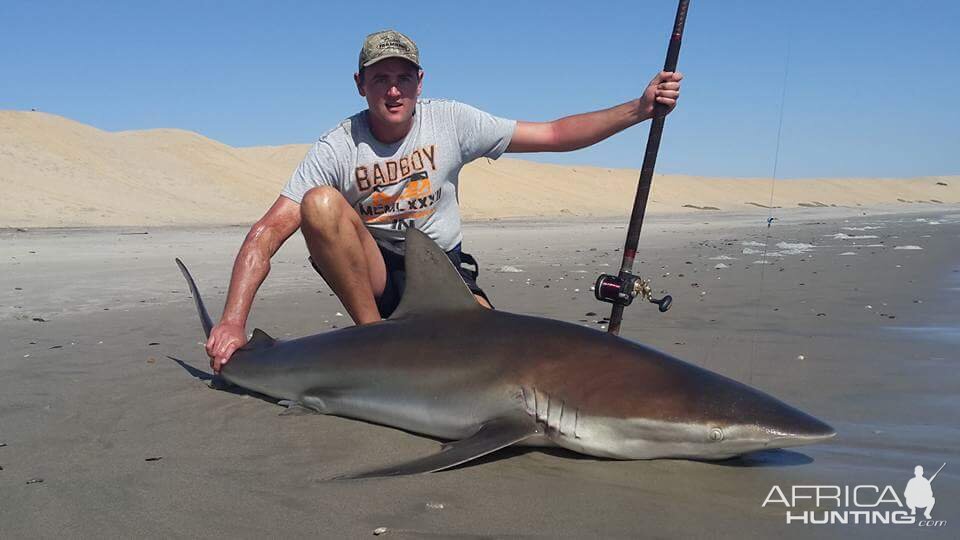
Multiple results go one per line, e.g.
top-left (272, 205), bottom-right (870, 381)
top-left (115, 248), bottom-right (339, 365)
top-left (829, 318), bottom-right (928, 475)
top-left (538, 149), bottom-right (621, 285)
top-left (176, 259), bottom-right (277, 349)
top-left (175, 258), bottom-right (214, 339)
top-left (389, 228), bottom-right (484, 319)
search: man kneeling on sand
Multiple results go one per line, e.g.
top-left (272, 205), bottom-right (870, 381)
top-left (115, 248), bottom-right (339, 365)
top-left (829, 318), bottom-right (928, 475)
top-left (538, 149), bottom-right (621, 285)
top-left (206, 29), bottom-right (683, 372)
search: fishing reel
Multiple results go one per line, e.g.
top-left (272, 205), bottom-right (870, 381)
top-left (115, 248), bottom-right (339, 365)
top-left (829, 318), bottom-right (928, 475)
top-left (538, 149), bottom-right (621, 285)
top-left (594, 272), bottom-right (672, 313)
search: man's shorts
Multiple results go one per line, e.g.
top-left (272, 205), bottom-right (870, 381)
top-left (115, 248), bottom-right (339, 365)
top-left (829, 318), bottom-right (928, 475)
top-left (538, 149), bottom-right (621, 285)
top-left (309, 243), bottom-right (490, 319)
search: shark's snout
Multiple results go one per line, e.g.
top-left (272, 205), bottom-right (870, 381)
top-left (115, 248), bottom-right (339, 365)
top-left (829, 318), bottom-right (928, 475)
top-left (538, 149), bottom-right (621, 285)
top-left (801, 417), bottom-right (836, 440)
top-left (761, 408), bottom-right (836, 450)
top-left (707, 382), bottom-right (838, 454)
top-left (776, 416), bottom-right (836, 445)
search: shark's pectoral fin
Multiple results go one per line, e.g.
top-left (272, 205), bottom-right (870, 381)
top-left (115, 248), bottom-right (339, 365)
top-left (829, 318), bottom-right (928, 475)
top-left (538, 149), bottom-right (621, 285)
top-left (334, 413), bottom-right (541, 480)
top-left (277, 400), bottom-right (318, 416)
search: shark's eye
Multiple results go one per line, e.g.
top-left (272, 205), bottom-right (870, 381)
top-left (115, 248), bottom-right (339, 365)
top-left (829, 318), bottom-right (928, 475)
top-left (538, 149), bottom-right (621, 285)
top-left (709, 427), bottom-right (724, 442)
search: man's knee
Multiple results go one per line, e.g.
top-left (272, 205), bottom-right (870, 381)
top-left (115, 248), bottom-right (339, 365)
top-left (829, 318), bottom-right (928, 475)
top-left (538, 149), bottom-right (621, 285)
top-left (301, 186), bottom-right (347, 231)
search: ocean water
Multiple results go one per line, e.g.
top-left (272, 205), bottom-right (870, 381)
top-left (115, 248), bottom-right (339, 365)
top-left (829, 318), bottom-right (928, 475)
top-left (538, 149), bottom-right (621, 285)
top-left (889, 263), bottom-right (960, 345)
top-left (889, 326), bottom-right (960, 345)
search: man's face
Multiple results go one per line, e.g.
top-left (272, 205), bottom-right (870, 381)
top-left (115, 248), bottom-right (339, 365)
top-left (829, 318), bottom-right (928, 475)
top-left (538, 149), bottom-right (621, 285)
top-left (355, 58), bottom-right (423, 129)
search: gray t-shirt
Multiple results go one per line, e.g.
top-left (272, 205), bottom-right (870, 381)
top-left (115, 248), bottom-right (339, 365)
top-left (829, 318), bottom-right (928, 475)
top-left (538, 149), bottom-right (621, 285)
top-left (281, 99), bottom-right (516, 251)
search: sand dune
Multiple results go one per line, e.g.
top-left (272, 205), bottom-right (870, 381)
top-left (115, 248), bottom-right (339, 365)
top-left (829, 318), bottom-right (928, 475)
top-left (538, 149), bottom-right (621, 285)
top-left (458, 161), bottom-right (957, 220)
top-left (1, 111), bottom-right (956, 227)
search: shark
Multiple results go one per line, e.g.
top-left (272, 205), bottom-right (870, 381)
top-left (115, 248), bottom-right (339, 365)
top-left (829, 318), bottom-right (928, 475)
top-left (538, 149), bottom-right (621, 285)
top-left (176, 228), bottom-right (835, 479)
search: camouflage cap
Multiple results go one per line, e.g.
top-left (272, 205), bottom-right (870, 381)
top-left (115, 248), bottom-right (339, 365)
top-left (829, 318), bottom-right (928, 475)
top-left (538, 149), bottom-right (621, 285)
top-left (358, 30), bottom-right (420, 71)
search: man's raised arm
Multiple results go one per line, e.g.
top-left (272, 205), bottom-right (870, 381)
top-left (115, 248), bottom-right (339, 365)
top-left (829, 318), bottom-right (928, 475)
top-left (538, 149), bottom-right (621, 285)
top-left (206, 196), bottom-right (301, 373)
top-left (505, 71), bottom-right (682, 153)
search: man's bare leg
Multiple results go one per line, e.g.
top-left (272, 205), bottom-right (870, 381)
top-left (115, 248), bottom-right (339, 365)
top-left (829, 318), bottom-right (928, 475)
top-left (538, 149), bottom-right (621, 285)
top-left (300, 186), bottom-right (386, 325)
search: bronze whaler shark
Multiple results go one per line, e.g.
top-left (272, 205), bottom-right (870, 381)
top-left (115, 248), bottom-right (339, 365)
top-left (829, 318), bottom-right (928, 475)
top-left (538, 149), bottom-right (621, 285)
top-left (176, 228), bottom-right (835, 479)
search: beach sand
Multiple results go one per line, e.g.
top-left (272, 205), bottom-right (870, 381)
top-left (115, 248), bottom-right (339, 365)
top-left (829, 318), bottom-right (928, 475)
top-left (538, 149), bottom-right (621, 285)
top-left (1, 209), bottom-right (957, 538)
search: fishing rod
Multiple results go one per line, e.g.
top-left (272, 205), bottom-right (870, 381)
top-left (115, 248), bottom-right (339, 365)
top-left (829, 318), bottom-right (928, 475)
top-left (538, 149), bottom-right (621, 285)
top-left (595, 0), bottom-right (690, 336)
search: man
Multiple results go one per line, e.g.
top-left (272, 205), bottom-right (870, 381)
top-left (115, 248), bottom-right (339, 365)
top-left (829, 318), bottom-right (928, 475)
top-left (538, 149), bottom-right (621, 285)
top-left (206, 29), bottom-right (682, 372)
top-left (904, 465), bottom-right (936, 519)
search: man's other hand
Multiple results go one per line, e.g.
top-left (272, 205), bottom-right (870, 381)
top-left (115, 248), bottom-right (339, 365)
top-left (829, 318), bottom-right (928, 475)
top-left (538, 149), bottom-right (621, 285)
top-left (206, 322), bottom-right (247, 373)
top-left (639, 70), bottom-right (683, 119)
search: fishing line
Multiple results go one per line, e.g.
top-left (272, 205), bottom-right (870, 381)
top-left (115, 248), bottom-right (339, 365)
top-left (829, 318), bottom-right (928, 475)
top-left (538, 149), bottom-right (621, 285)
top-left (748, 27), bottom-right (792, 385)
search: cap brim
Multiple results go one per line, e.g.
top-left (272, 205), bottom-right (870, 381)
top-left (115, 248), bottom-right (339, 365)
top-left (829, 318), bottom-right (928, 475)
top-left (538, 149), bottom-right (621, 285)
top-left (362, 54), bottom-right (421, 70)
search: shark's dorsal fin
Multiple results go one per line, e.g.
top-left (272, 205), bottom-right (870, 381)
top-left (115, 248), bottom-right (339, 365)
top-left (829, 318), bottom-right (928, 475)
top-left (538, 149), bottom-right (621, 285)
top-left (242, 328), bottom-right (276, 350)
top-left (389, 228), bottom-right (483, 319)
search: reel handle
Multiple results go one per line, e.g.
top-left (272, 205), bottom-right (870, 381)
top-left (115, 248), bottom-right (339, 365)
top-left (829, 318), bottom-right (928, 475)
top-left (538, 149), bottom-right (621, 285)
top-left (650, 294), bottom-right (672, 313)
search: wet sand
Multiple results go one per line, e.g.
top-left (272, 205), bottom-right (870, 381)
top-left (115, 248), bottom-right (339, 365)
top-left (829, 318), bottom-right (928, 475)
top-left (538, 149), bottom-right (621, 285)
top-left (1, 209), bottom-right (958, 538)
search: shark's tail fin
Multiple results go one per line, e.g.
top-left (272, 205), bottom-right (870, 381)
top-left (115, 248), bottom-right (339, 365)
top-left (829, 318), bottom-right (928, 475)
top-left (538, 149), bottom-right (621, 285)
top-left (175, 258), bottom-right (214, 339)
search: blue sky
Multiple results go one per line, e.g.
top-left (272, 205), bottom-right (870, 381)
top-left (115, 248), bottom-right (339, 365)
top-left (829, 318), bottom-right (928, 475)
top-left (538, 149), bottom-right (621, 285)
top-left (2, 0), bottom-right (957, 178)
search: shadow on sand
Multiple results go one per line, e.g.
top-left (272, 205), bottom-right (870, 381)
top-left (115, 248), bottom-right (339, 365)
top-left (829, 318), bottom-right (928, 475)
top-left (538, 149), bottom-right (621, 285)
top-left (166, 356), bottom-right (280, 406)
top-left (448, 446), bottom-right (814, 473)
top-left (711, 449), bottom-right (814, 467)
